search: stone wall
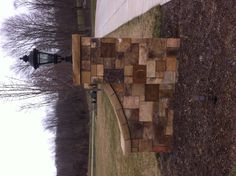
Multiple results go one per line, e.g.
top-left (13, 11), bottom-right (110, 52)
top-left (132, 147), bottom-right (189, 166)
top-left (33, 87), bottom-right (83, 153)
top-left (72, 35), bottom-right (180, 153)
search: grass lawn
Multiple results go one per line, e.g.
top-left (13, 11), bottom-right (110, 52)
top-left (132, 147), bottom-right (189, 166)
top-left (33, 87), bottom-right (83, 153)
top-left (95, 92), bottom-right (160, 176)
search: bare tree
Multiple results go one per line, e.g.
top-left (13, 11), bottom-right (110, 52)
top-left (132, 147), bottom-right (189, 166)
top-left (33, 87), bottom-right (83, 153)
top-left (14, 0), bottom-right (76, 11)
top-left (1, 0), bottom-right (84, 57)
top-left (1, 12), bottom-right (71, 57)
top-left (0, 1), bottom-right (91, 174)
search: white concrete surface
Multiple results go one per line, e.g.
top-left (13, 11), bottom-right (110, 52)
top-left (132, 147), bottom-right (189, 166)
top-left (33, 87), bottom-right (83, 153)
top-left (95, 0), bottom-right (171, 37)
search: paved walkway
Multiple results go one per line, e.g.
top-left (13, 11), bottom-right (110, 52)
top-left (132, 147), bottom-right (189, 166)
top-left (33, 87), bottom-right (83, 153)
top-left (95, 0), bottom-right (171, 37)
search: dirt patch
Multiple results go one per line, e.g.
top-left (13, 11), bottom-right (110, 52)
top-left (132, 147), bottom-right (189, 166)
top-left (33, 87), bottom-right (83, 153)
top-left (160, 1), bottom-right (236, 176)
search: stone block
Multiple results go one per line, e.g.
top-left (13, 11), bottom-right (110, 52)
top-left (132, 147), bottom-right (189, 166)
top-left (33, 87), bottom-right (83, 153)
top-left (146, 77), bottom-right (162, 84)
top-left (148, 38), bottom-right (166, 58)
top-left (124, 76), bottom-right (133, 84)
top-left (116, 38), bottom-right (131, 52)
top-left (124, 65), bottom-right (133, 76)
top-left (132, 84), bottom-right (145, 96)
top-left (124, 44), bottom-right (139, 65)
top-left (156, 71), bottom-right (164, 78)
top-left (139, 43), bottom-right (148, 65)
top-left (123, 96), bottom-right (140, 109)
top-left (143, 122), bottom-right (154, 139)
top-left (133, 65), bottom-right (146, 84)
top-left (167, 38), bottom-right (180, 48)
top-left (82, 60), bottom-right (91, 71)
top-left (103, 58), bottom-right (116, 69)
top-left (156, 60), bottom-right (166, 72)
top-left (116, 93), bottom-right (124, 103)
top-left (159, 84), bottom-right (174, 90)
top-left (112, 84), bottom-right (124, 93)
top-left (91, 64), bottom-right (97, 76)
top-left (124, 84), bottom-right (132, 96)
top-left (91, 48), bottom-right (103, 64)
top-left (124, 109), bottom-right (139, 121)
top-left (115, 58), bottom-right (124, 69)
top-left (91, 38), bottom-right (100, 48)
top-left (159, 98), bottom-right (169, 117)
top-left (139, 102), bottom-right (154, 122)
top-left (83, 83), bottom-right (91, 89)
top-left (116, 52), bottom-right (125, 60)
top-left (96, 64), bottom-right (104, 76)
top-left (165, 110), bottom-right (174, 135)
top-left (159, 89), bottom-right (173, 98)
top-left (91, 76), bottom-right (103, 84)
top-left (104, 69), bottom-right (124, 83)
top-left (165, 126), bottom-right (173, 136)
top-left (81, 71), bottom-right (91, 84)
top-left (139, 139), bottom-right (152, 152)
top-left (145, 84), bottom-right (159, 101)
top-left (81, 37), bottom-right (91, 46)
top-left (101, 42), bottom-right (116, 58)
top-left (166, 57), bottom-right (177, 71)
top-left (140, 95), bottom-right (145, 101)
top-left (128, 121), bottom-right (144, 139)
top-left (81, 46), bottom-right (90, 60)
top-left (101, 38), bottom-right (116, 43)
top-left (153, 119), bottom-right (166, 145)
top-left (147, 60), bottom-right (156, 78)
top-left (163, 71), bottom-right (176, 83)
top-left (166, 47), bottom-right (179, 57)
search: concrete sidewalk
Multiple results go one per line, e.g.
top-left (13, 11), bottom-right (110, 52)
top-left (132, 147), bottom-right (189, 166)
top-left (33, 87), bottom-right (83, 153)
top-left (95, 0), bottom-right (171, 37)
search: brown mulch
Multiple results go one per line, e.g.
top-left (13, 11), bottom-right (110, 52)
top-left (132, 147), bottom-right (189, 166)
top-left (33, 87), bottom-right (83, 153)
top-left (159, 0), bottom-right (236, 176)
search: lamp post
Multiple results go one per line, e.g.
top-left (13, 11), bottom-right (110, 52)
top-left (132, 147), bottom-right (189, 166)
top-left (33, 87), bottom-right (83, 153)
top-left (20, 48), bottom-right (71, 69)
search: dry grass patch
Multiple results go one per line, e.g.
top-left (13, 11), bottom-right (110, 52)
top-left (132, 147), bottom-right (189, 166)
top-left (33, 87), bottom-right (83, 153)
top-left (107, 6), bottom-right (161, 38)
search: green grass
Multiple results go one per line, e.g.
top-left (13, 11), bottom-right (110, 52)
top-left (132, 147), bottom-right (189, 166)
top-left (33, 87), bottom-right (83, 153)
top-left (95, 92), bottom-right (160, 176)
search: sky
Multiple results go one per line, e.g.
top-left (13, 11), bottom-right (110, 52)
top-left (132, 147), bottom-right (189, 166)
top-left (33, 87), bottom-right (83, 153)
top-left (0, 1), bottom-right (56, 176)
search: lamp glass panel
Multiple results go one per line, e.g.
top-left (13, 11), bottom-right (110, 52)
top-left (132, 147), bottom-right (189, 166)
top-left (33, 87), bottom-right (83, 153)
top-left (38, 53), bottom-right (54, 64)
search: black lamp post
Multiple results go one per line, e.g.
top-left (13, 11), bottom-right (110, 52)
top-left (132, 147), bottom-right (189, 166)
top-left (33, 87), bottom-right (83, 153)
top-left (20, 48), bottom-right (71, 69)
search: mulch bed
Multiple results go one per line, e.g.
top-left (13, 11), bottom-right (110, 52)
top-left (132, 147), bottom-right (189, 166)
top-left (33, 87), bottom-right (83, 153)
top-left (159, 0), bottom-right (236, 176)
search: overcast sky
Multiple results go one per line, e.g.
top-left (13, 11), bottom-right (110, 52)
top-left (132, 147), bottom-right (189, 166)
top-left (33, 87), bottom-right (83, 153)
top-left (0, 1), bottom-right (56, 176)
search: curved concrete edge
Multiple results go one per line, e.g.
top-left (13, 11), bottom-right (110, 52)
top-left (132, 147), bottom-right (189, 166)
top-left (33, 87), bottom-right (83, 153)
top-left (102, 84), bottom-right (131, 155)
